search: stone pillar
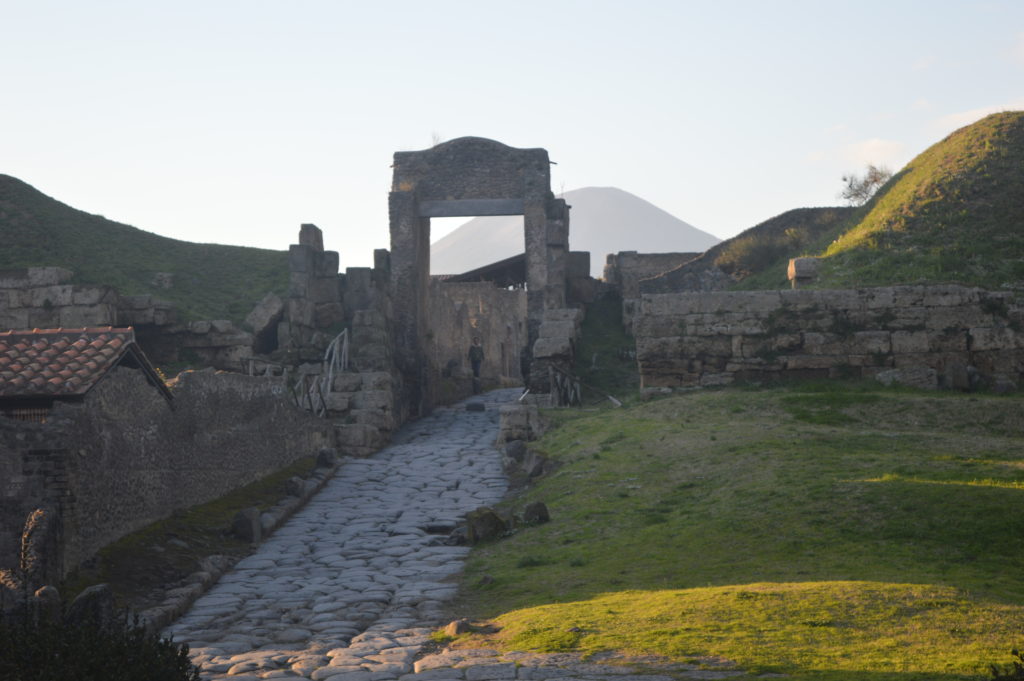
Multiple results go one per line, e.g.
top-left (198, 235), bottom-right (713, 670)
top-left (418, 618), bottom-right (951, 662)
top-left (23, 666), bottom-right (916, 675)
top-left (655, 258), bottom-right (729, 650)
top-left (388, 190), bottom-right (430, 416)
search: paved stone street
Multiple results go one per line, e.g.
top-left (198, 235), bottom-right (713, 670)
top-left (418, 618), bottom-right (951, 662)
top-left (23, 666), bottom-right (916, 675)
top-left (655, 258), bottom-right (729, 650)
top-left (165, 388), bottom-right (743, 681)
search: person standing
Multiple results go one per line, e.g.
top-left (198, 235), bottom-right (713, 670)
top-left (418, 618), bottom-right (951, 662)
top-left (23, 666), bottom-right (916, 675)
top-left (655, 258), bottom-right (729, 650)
top-left (468, 336), bottom-right (484, 393)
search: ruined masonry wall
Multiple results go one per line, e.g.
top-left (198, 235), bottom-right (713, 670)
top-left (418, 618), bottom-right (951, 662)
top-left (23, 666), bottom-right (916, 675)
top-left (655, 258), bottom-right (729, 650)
top-left (635, 285), bottom-right (1024, 391)
top-left (427, 281), bottom-right (527, 398)
top-left (0, 368), bottom-right (332, 577)
top-left (603, 252), bottom-right (701, 332)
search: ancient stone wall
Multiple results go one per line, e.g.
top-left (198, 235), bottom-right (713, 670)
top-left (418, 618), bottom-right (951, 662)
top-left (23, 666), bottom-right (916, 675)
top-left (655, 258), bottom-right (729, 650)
top-left (0, 267), bottom-right (118, 330)
top-left (427, 281), bottom-right (527, 401)
top-left (603, 252), bottom-right (702, 331)
top-left (634, 285), bottom-right (1024, 391)
top-left (0, 368), bottom-right (332, 577)
top-left (0, 268), bottom-right (256, 371)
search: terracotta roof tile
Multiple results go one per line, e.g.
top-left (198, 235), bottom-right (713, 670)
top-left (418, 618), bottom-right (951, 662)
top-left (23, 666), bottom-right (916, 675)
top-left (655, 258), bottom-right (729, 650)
top-left (0, 327), bottom-right (138, 398)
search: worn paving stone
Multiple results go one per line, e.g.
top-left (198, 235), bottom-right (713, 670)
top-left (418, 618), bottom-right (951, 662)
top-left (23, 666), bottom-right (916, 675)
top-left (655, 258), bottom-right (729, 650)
top-left (167, 390), bottom-right (520, 681)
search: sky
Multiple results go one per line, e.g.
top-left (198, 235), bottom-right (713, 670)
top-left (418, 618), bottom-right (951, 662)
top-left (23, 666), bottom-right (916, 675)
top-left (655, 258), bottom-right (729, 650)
top-left (2, 0), bottom-right (1023, 271)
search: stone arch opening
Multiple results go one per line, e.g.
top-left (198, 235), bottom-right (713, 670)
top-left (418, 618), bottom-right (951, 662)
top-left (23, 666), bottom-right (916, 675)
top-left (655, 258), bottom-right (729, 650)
top-left (388, 137), bottom-right (570, 414)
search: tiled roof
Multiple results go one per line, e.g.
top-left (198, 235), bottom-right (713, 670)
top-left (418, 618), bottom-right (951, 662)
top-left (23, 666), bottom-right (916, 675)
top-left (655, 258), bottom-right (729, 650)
top-left (0, 327), bottom-right (138, 398)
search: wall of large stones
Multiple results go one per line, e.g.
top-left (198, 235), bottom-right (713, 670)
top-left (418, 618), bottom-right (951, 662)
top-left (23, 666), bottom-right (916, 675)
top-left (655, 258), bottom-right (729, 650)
top-left (635, 285), bottom-right (1024, 391)
top-left (427, 281), bottom-right (527, 395)
top-left (0, 368), bottom-right (332, 576)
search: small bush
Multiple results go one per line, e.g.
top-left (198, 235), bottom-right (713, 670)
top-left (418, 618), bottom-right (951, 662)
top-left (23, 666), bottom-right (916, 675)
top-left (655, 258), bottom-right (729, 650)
top-left (0, 608), bottom-right (200, 681)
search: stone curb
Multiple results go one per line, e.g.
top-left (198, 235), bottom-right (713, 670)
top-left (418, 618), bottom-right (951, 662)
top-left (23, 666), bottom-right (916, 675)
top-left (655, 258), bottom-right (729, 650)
top-left (140, 458), bottom-right (346, 635)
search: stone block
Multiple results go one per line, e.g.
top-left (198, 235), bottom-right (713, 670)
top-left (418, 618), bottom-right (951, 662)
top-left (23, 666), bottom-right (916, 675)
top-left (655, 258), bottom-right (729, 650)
top-left (532, 336), bottom-right (572, 359)
top-left (28, 285), bottom-right (73, 308)
top-left (315, 251), bottom-right (340, 276)
top-left (350, 408), bottom-right (393, 431)
top-left (309, 276), bottom-right (340, 305)
top-left (875, 367), bottom-right (938, 390)
top-left (783, 355), bottom-right (838, 370)
top-left (0, 308), bottom-right (30, 330)
top-left (352, 390), bottom-right (392, 411)
top-left (245, 293), bottom-right (284, 335)
top-left (289, 244), bottom-right (317, 273)
top-left (59, 304), bottom-right (115, 328)
top-left (332, 373), bottom-right (363, 392)
top-left (287, 299), bottom-right (316, 327)
top-left (121, 294), bottom-right (153, 309)
top-left (542, 307), bottom-right (583, 324)
top-left (538, 320), bottom-right (576, 339)
top-left (299, 223), bottom-right (324, 250)
top-left (923, 285), bottom-right (979, 307)
top-left (210, 319), bottom-right (235, 334)
top-left (891, 330), bottom-right (930, 354)
top-left (970, 326), bottom-right (1021, 351)
top-left (314, 302), bottom-right (344, 328)
top-left (851, 329), bottom-right (892, 352)
top-left (323, 393), bottom-right (350, 413)
top-left (862, 287), bottom-right (897, 310)
top-left (360, 372), bottom-right (392, 390)
top-left (71, 287), bottom-right (113, 306)
top-left (27, 307), bottom-right (60, 329)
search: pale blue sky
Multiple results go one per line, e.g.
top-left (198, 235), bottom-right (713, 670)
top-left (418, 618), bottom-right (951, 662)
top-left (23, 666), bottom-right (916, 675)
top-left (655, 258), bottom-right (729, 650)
top-left (2, 1), bottom-right (1022, 270)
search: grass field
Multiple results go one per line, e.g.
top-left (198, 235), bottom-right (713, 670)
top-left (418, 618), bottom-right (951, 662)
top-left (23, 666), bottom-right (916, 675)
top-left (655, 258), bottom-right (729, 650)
top-left (449, 382), bottom-right (1024, 680)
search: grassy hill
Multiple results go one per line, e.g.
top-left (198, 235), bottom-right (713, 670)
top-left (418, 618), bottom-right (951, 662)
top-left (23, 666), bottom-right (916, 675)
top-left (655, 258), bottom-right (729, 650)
top-left (816, 111), bottom-right (1024, 289)
top-left (0, 175), bottom-right (289, 322)
top-left (695, 112), bottom-right (1024, 292)
top-left (449, 384), bottom-right (1024, 679)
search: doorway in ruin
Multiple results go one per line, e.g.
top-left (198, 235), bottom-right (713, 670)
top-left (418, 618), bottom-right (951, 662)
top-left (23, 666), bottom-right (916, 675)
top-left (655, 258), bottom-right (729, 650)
top-left (388, 137), bottom-right (570, 414)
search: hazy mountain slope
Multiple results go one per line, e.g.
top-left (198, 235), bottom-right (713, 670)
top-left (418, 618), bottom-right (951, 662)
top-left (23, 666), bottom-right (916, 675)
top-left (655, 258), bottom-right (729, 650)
top-left (0, 174), bottom-right (288, 322)
top-left (430, 186), bottom-right (720, 277)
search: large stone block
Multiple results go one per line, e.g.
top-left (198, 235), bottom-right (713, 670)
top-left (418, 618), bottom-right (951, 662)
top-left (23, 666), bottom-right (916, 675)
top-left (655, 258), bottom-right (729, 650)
top-left (59, 304), bottom-right (116, 328)
top-left (71, 287), bottom-right (114, 306)
top-left (289, 244), bottom-right (317, 273)
top-left (350, 408), bottom-right (393, 431)
top-left (533, 336), bottom-right (573, 359)
top-left (27, 285), bottom-right (73, 308)
top-left (891, 330), bottom-right (930, 354)
top-left (287, 299), bottom-right (316, 327)
top-left (538, 320), bottom-right (576, 339)
top-left (360, 372), bottom-right (392, 391)
top-left (351, 389), bottom-right (392, 411)
top-left (315, 251), bottom-right (340, 277)
top-left (245, 293), bottom-right (284, 335)
top-left (541, 307), bottom-right (582, 324)
top-left (970, 326), bottom-right (1021, 351)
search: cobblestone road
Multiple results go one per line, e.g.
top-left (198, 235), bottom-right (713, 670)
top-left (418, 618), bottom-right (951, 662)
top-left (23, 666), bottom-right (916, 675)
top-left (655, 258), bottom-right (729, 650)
top-left (165, 388), bottom-right (743, 681)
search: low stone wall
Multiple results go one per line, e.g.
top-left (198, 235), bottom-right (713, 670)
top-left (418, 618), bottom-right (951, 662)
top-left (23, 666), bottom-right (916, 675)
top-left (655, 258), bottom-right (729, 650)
top-left (0, 368), bottom-right (332, 578)
top-left (635, 285), bottom-right (1024, 391)
top-left (602, 252), bottom-right (702, 332)
top-left (0, 267), bottom-right (118, 329)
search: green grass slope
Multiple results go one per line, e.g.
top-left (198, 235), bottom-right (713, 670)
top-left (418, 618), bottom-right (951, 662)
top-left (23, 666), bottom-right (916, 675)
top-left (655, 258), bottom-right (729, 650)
top-left (0, 175), bottom-right (289, 322)
top-left (451, 384), bottom-right (1024, 679)
top-left (816, 111), bottom-right (1024, 288)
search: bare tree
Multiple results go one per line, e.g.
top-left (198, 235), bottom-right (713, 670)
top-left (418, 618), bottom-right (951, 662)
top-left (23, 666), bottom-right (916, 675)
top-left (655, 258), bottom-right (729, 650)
top-left (840, 164), bottom-right (893, 206)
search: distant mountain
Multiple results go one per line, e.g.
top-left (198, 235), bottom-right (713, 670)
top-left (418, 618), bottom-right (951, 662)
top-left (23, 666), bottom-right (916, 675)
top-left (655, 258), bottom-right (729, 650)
top-left (430, 186), bottom-right (720, 278)
top-left (0, 175), bottom-right (288, 322)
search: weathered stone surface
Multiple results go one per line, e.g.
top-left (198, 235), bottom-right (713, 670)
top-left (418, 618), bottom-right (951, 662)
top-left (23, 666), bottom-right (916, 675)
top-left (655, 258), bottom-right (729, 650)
top-left (533, 336), bottom-right (572, 359)
top-left (522, 501), bottom-right (550, 525)
top-left (66, 584), bottom-right (115, 628)
top-left (245, 292), bottom-right (285, 335)
top-left (465, 507), bottom-right (508, 544)
top-left (232, 507), bottom-right (262, 543)
top-left (635, 285), bottom-right (1023, 392)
